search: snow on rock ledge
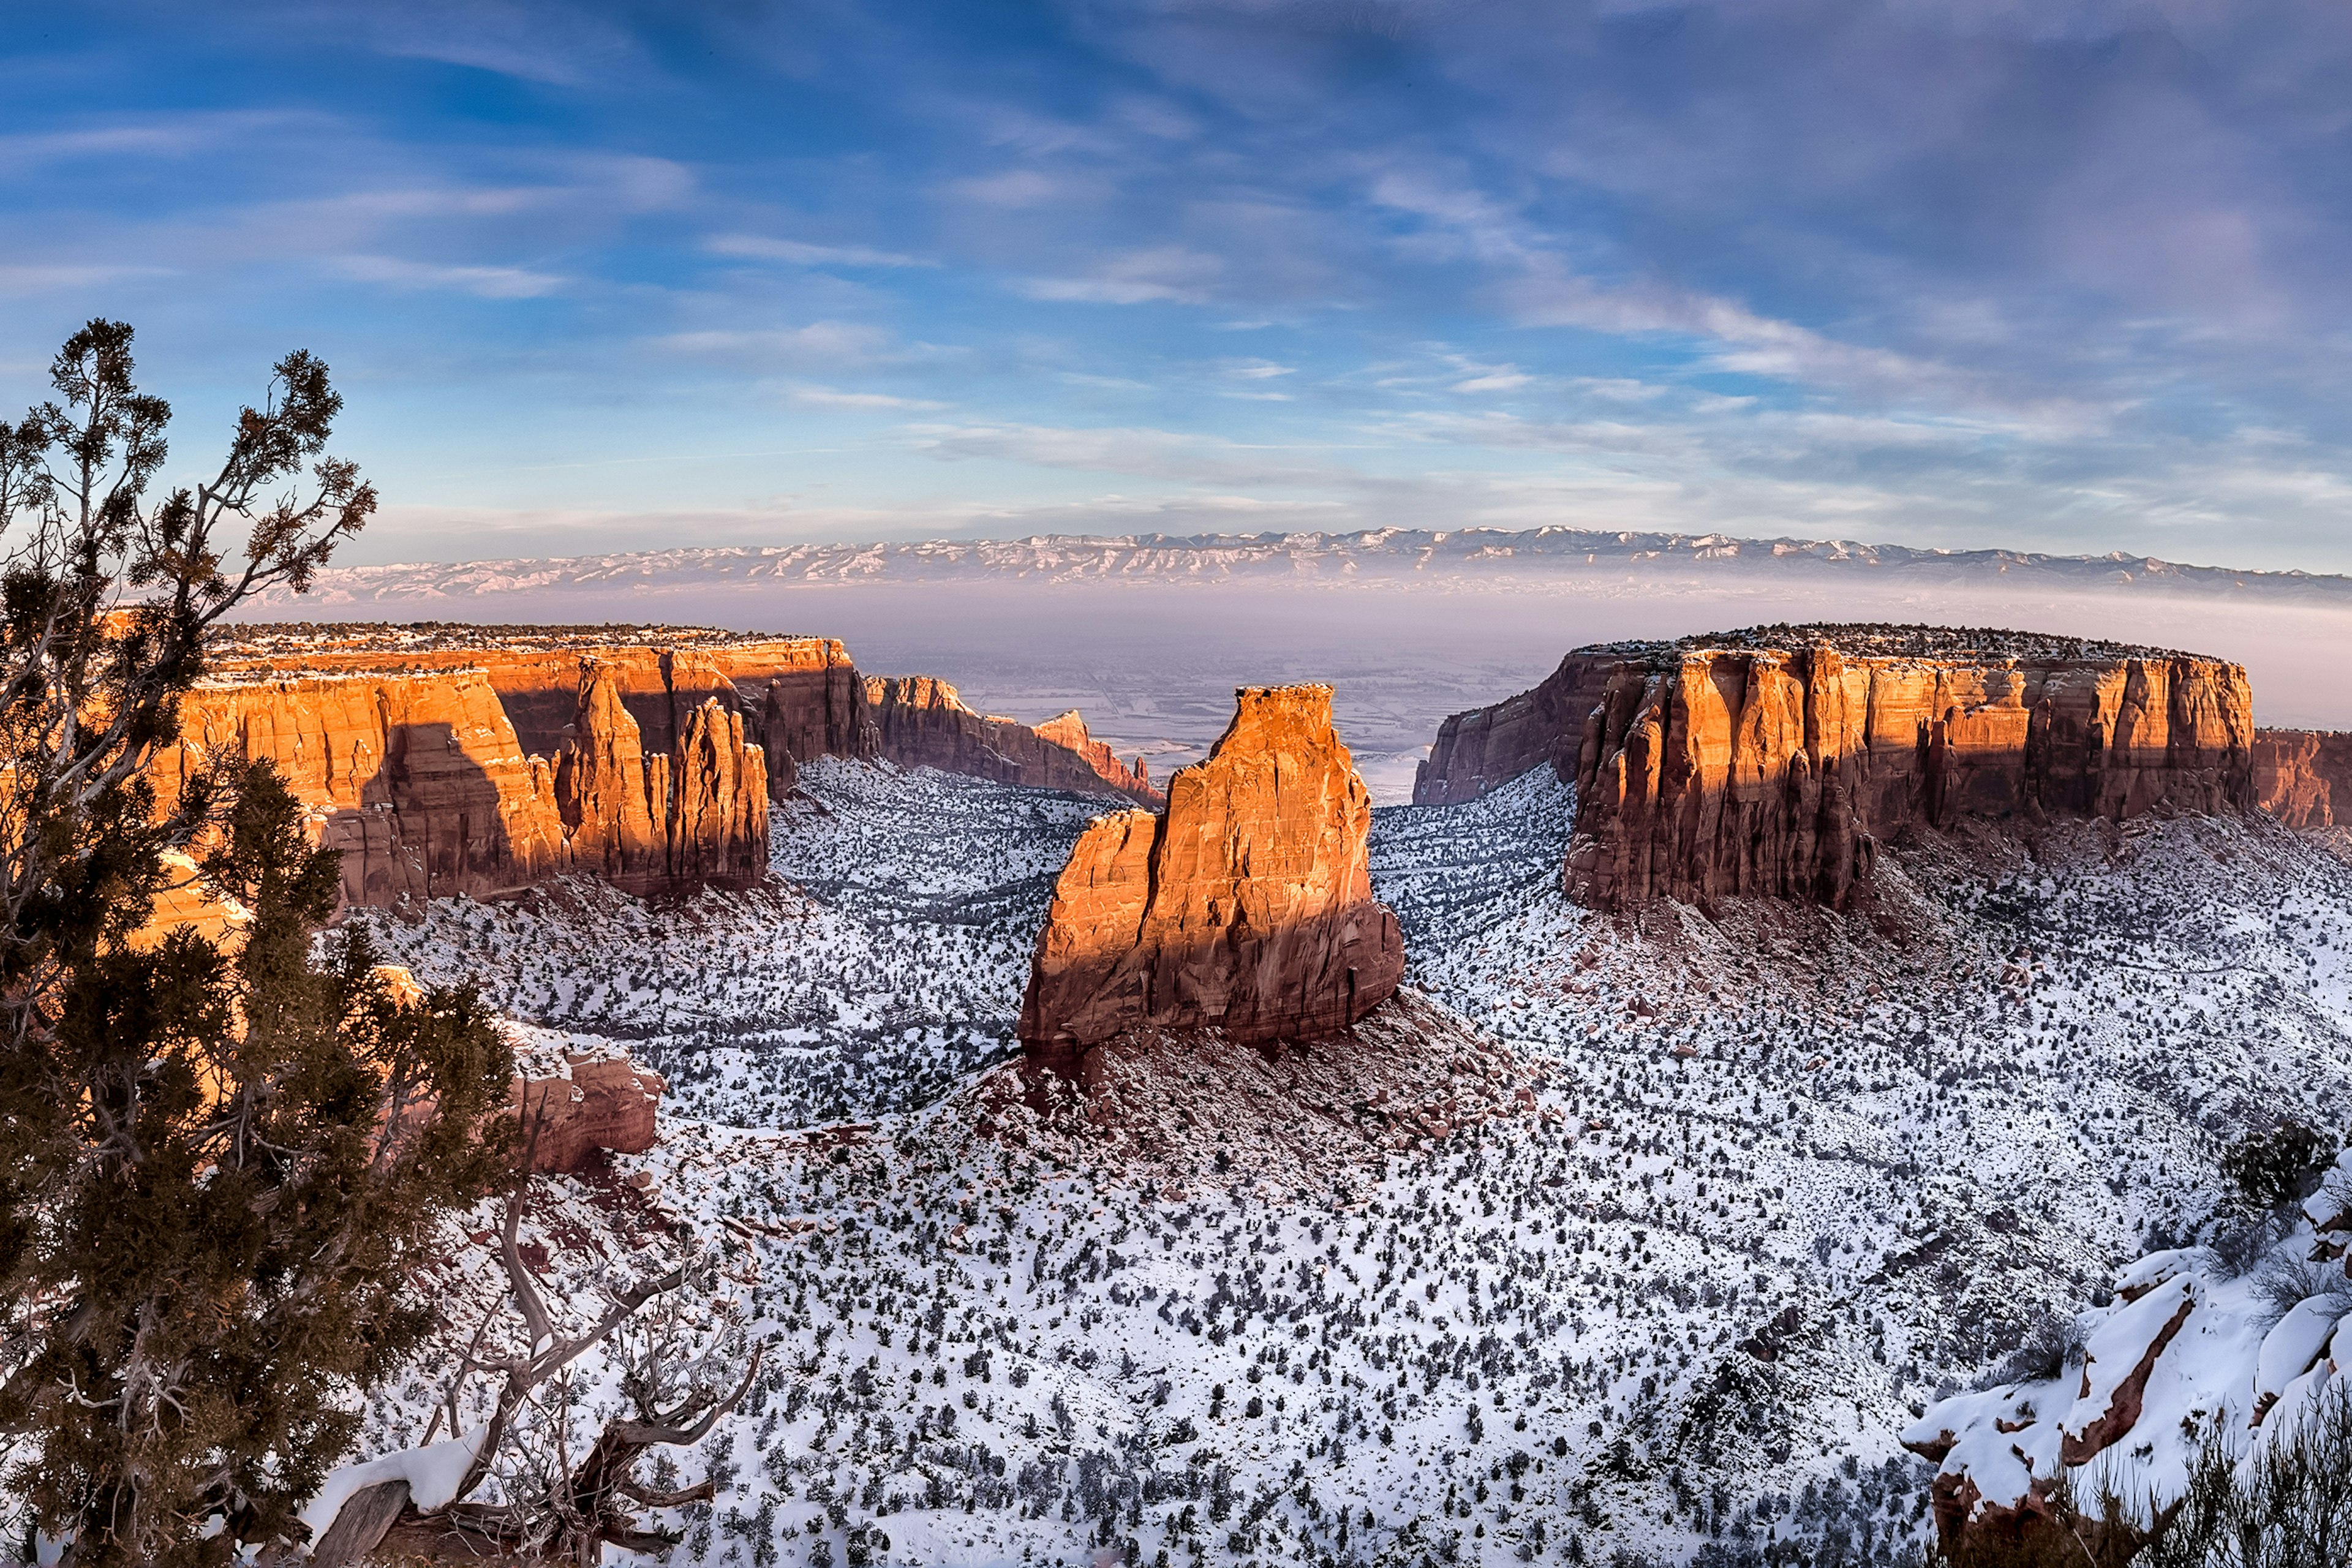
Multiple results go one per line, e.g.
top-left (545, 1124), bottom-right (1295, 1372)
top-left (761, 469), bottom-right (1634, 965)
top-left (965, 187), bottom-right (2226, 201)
top-left (507, 1023), bottom-right (665, 1174)
top-left (1902, 1146), bottom-right (2352, 1550)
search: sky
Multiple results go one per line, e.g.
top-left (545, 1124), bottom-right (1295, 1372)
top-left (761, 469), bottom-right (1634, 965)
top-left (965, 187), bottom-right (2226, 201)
top-left (3, 1), bottom-right (2350, 570)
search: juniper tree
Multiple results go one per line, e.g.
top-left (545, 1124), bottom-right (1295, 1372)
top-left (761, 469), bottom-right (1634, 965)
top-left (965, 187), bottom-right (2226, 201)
top-left (12, 761), bottom-right (514, 1564)
top-left (0, 321), bottom-right (514, 1564)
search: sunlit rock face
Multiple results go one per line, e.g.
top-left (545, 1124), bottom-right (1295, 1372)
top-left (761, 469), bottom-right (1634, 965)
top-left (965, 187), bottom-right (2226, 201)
top-left (156, 649), bottom-right (772, 916)
top-left (2255, 727), bottom-right (2352, 827)
top-left (160, 668), bottom-right (576, 907)
top-left (1018, 684), bottom-right (1403, 1069)
top-left (1418, 625), bottom-right (2258, 910)
top-left (552, 663), bottom-right (769, 897)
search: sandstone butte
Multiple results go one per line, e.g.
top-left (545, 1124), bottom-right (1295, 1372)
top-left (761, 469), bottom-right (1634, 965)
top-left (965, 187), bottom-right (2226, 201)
top-left (156, 623), bottom-right (1161, 912)
top-left (1414, 625), bottom-right (2264, 909)
top-left (1017, 684), bottom-right (1403, 1073)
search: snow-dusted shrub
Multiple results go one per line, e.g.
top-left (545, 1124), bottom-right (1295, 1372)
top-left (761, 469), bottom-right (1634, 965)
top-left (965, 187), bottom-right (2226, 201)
top-left (2221, 1120), bottom-right (2340, 1212)
top-left (2135, 1379), bottom-right (2352, 1568)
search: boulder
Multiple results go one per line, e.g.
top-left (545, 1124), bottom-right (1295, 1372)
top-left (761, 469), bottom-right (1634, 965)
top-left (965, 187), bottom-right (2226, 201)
top-left (514, 1047), bottom-right (666, 1175)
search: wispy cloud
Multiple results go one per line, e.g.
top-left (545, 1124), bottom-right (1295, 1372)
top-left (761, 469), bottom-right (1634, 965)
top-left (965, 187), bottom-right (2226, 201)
top-left (11, 0), bottom-right (2352, 571)
top-left (654, 322), bottom-right (910, 368)
top-left (910, 422), bottom-right (1334, 485)
top-left (707, 235), bottom-right (936, 269)
top-left (334, 256), bottom-right (567, 297)
top-left (786, 383), bottom-right (949, 411)
top-left (1017, 246), bottom-right (1226, 306)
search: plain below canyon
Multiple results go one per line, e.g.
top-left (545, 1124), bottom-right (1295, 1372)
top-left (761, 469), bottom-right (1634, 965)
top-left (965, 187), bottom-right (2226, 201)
top-left (175, 613), bottom-right (2352, 1568)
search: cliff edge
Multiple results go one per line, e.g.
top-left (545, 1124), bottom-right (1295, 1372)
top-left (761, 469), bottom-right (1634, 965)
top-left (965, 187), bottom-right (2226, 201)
top-left (1418, 625), bottom-right (2256, 909)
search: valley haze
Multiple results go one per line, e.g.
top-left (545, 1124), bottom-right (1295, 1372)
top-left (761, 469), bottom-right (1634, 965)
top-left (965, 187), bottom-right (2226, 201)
top-left (237, 526), bottom-right (2352, 803)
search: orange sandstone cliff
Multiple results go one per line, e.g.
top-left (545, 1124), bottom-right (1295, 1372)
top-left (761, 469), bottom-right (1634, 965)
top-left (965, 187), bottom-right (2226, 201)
top-left (1418, 626), bottom-right (2256, 909)
top-left (160, 669), bottom-right (575, 907)
top-left (168, 624), bottom-right (1156, 913)
top-left (1017, 684), bottom-right (1402, 1071)
top-left (2252, 728), bottom-right (2352, 828)
top-left (865, 676), bottom-right (1159, 803)
top-left (164, 655), bottom-right (768, 908)
top-left (210, 625), bottom-right (878, 802)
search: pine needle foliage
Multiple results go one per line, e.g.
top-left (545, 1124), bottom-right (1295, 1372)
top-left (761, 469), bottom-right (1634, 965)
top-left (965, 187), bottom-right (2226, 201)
top-left (0, 322), bottom-right (515, 1565)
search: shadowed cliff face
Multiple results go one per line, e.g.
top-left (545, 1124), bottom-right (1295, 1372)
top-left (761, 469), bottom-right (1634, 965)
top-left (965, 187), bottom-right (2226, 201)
top-left (1018, 684), bottom-right (1403, 1066)
top-left (865, 675), bottom-right (1160, 804)
top-left (1416, 627), bottom-right (2260, 909)
top-left (162, 672), bottom-right (571, 908)
top-left (162, 657), bottom-right (771, 912)
top-left (2253, 728), bottom-right (2352, 827)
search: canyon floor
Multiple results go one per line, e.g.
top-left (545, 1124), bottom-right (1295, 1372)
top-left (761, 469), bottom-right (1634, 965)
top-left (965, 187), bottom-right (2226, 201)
top-left (347, 760), bottom-right (2352, 1568)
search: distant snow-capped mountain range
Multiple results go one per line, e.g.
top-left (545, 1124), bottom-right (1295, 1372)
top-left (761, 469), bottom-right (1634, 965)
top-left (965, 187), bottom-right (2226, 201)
top-left (259, 527), bottom-right (2352, 607)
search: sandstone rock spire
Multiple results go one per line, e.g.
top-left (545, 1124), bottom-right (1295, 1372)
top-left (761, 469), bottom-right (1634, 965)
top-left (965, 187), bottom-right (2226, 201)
top-left (1018, 684), bottom-right (1403, 1070)
top-left (554, 660), bottom-right (666, 893)
top-left (667, 697), bottom-right (769, 887)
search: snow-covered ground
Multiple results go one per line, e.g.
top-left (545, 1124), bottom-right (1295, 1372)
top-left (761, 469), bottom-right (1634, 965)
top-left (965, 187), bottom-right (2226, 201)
top-left (351, 761), bottom-right (1099, 1128)
top-left (345, 758), bottom-right (2352, 1568)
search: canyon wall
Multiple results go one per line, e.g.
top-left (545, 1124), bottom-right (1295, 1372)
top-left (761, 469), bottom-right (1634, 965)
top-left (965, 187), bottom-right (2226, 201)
top-left (1018, 684), bottom-right (1402, 1069)
top-left (2253, 728), bottom-right (2352, 828)
top-left (162, 670), bottom-right (576, 907)
top-left (212, 628), bottom-right (878, 796)
top-left (159, 624), bottom-right (1153, 921)
top-left (1419, 627), bottom-right (2258, 909)
top-left (163, 657), bottom-right (767, 908)
top-left (866, 676), bottom-right (1159, 802)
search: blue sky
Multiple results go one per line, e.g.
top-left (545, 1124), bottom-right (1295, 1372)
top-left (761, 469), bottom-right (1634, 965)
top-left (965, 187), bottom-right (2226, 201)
top-left (4, 0), bottom-right (2350, 568)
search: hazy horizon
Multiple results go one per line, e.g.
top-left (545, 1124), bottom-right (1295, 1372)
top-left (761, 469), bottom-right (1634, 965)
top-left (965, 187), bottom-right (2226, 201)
top-left (229, 525), bottom-right (2352, 801)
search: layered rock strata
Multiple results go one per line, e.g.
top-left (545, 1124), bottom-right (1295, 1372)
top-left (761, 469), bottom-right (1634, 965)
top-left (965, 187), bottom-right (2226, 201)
top-left (2253, 728), bottom-right (2352, 828)
top-left (511, 1038), bottom-right (666, 1175)
top-left (1017, 685), bottom-right (1402, 1070)
top-left (1416, 627), bottom-right (2256, 909)
top-left (161, 657), bottom-right (767, 909)
top-left (867, 676), bottom-right (1159, 802)
top-left (162, 669), bottom-right (574, 907)
top-left (171, 622), bottom-right (1148, 914)
top-left (210, 627), bottom-right (879, 768)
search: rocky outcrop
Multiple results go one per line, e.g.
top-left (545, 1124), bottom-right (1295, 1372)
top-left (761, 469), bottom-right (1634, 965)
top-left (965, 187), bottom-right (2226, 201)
top-left (159, 656), bottom-right (769, 913)
top-left (725, 638), bottom-right (879, 796)
top-left (175, 622), bottom-right (1146, 910)
top-left (551, 662), bottom-right (769, 896)
top-left (513, 1043), bottom-right (665, 1175)
top-left (160, 669), bottom-right (575, 907)
top-left (551, 665), bottom-right (666, 892)
top-left (664, 696), bottom-right (769, 886)
top-left (1418, 627), bottom-right (2257, 909)
top-left (1901, 1145), bottom-right (2352, 1555)
top-left (1018, 685), bottom-right (1402, 1070)
top-left (209, 627), bottom-right (879, 764)
top-left (1034, 710), bottom-right (1154, 800)
top-left (2254, 728), bottom-right (2352, 827)
top-left (867, 676), bottom-right (1159, 802)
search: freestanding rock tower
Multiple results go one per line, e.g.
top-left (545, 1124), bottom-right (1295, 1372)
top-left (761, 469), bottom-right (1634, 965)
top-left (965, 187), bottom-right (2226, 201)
top-left (1017, 684), bottom-right (1404, 1074)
